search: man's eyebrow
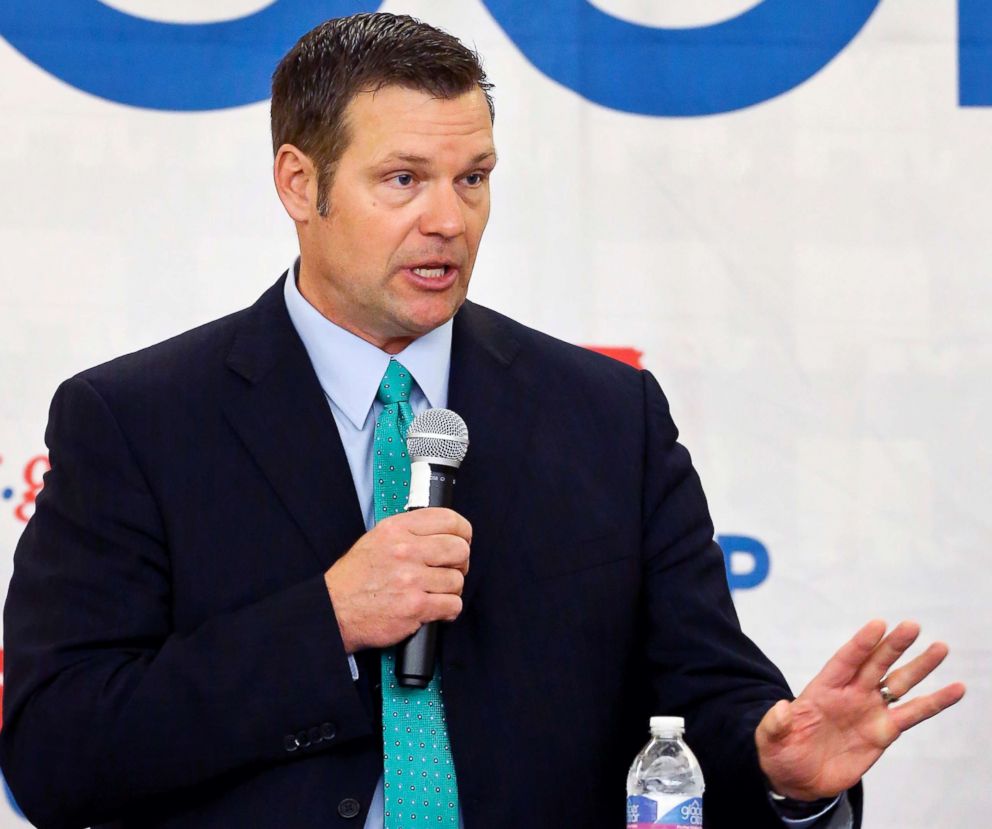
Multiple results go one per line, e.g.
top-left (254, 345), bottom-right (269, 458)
top-left (377, 153), bottom-right (431, 166)
top-left (374, 150), bottom-right (498, 167)
top-left (470, 150), bottom-right (498, 165)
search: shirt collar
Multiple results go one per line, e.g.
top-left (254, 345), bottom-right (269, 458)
top-left (283, 260), bottom-right (452, 430)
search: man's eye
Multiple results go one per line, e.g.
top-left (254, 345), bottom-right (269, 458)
top-left (464, 173), bottom-right (485, 186)
top-left (393, 173), bottom-right (414, 186)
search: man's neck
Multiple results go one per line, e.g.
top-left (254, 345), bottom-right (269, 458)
top-left (295, 262), bottom-right (414, 355)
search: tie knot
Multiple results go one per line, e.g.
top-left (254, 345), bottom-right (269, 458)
top-left (377, 359), bottom-right (412, 405)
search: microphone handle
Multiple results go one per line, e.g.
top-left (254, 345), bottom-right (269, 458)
top-left (395, 622), bottom-right (438, 689)
top-left (396, 460), bottom-right (458, 688)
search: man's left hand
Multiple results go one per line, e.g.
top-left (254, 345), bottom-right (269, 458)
top-left (755, 619), bottom-right (966, 801)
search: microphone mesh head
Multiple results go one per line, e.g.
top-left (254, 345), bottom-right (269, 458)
top-left (406, 408), bottom-right (469, 467)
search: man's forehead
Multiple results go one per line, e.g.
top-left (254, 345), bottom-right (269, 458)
top-left (357, 82), bottom-right (490, 114)
top-left (344, 85), bottom-right (494, 153)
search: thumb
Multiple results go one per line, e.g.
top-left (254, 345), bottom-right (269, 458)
top-left (761, 699), bottom-right (794, 742)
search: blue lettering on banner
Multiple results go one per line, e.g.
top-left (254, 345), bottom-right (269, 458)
top-left (0, 1), bottom-right (378, 111)
top-left (480, 0), bottom-right (881, 115)
top-left (717, 535), bottom-right (770, 592)
top-left (2, 1), bottom-right (990, 113)
top-left (960, 0), bottom-right (992, 105)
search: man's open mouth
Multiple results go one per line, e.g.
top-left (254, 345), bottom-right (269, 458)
top-left (411, 265), bottom-right (449, 279)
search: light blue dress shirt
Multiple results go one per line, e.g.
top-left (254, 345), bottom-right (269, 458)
top-left (283, 264), bottom-right (849, 829)
top-left (283, 264), bottom-right (451, 531)
top-left (283, 265), bottom-right (455, 829)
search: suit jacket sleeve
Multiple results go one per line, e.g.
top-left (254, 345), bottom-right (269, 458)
top-left (637, 370), bottom-right (862, 828)
top-left (0, 376), bottom-right (372, 829)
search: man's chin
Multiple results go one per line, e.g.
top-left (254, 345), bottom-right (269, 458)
top-left (399, 294), bottom-right (466, 336)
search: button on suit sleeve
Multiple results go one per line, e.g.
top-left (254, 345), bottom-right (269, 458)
top-left (0, 376), bottom-right (372, 829)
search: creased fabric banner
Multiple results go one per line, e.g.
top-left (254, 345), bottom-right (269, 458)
top-left (0, 1), bottom-right (988, 825)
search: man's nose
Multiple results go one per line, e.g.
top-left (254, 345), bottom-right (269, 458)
top-left (419, 182), bottom-right (467, 238)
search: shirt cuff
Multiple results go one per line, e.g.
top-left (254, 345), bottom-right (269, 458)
top-left (347, 653), bottom-right (359, 681)
top-left (770, 791), bottom-right (843, 826)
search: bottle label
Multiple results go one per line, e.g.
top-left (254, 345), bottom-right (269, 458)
top-left (626, 794), bottom-right (703, 827)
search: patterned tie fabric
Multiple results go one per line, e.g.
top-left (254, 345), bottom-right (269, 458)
top-left (375, 359), bottom-right (459, 828)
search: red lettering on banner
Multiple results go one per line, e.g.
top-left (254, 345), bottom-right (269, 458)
top-left (15, 455), bottom-right (50, 524)
top-left (583, 346), bottom-right (644, 369)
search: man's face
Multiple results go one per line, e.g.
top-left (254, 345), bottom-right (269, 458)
top-left (297, 84), bottom-right (496, 351)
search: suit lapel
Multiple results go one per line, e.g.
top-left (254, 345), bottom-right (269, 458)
top-left (447, 301), bottom-right (536, 611)
top-left (218, 286), bottom-right (535, 599)
top-left (222, 275), bottom-right (366, 570)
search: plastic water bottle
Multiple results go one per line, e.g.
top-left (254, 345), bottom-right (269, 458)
top-left (626, 716), bottom-right (704, 828)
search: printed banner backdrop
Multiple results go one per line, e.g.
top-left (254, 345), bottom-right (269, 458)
top-left (1, 0), bottom-right (989, 825)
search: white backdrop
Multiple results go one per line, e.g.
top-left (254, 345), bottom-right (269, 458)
top-left (1, 1), bottom-right (989, 825)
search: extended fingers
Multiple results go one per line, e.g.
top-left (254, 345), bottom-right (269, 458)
top-left (881, 642), bottom-right (949, 699)
top-left (811, 619), bottom-right (887, 689)
top-left (855, 620), bottom-right (921, 690)
top-left (890, 683), bottom-right (966, 733)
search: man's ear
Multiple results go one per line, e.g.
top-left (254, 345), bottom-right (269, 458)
top-left (273, 144), bottom-right (316, 222)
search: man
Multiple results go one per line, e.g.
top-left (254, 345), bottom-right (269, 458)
top-left (0, 13), bottom-right (963, 829)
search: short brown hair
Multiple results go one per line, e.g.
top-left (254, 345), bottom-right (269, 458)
top-left (271, 13), bottom-right (495, 215)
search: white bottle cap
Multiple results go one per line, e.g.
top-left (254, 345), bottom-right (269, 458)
top-left (649, 716), bottom-right (685, 736)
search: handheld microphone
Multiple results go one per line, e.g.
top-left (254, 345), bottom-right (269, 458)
top-left (396, 408), bottom-right (469, 688)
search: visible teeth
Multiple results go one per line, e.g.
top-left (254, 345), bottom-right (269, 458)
top-left (412, 266), bottom-right (446, 278)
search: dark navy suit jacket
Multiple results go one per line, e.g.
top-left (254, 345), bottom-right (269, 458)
top-left (1, 275), bottom-right (857, 827)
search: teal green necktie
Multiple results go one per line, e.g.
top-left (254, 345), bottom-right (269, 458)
top-left (375, 359), bottom-right (459, 828)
